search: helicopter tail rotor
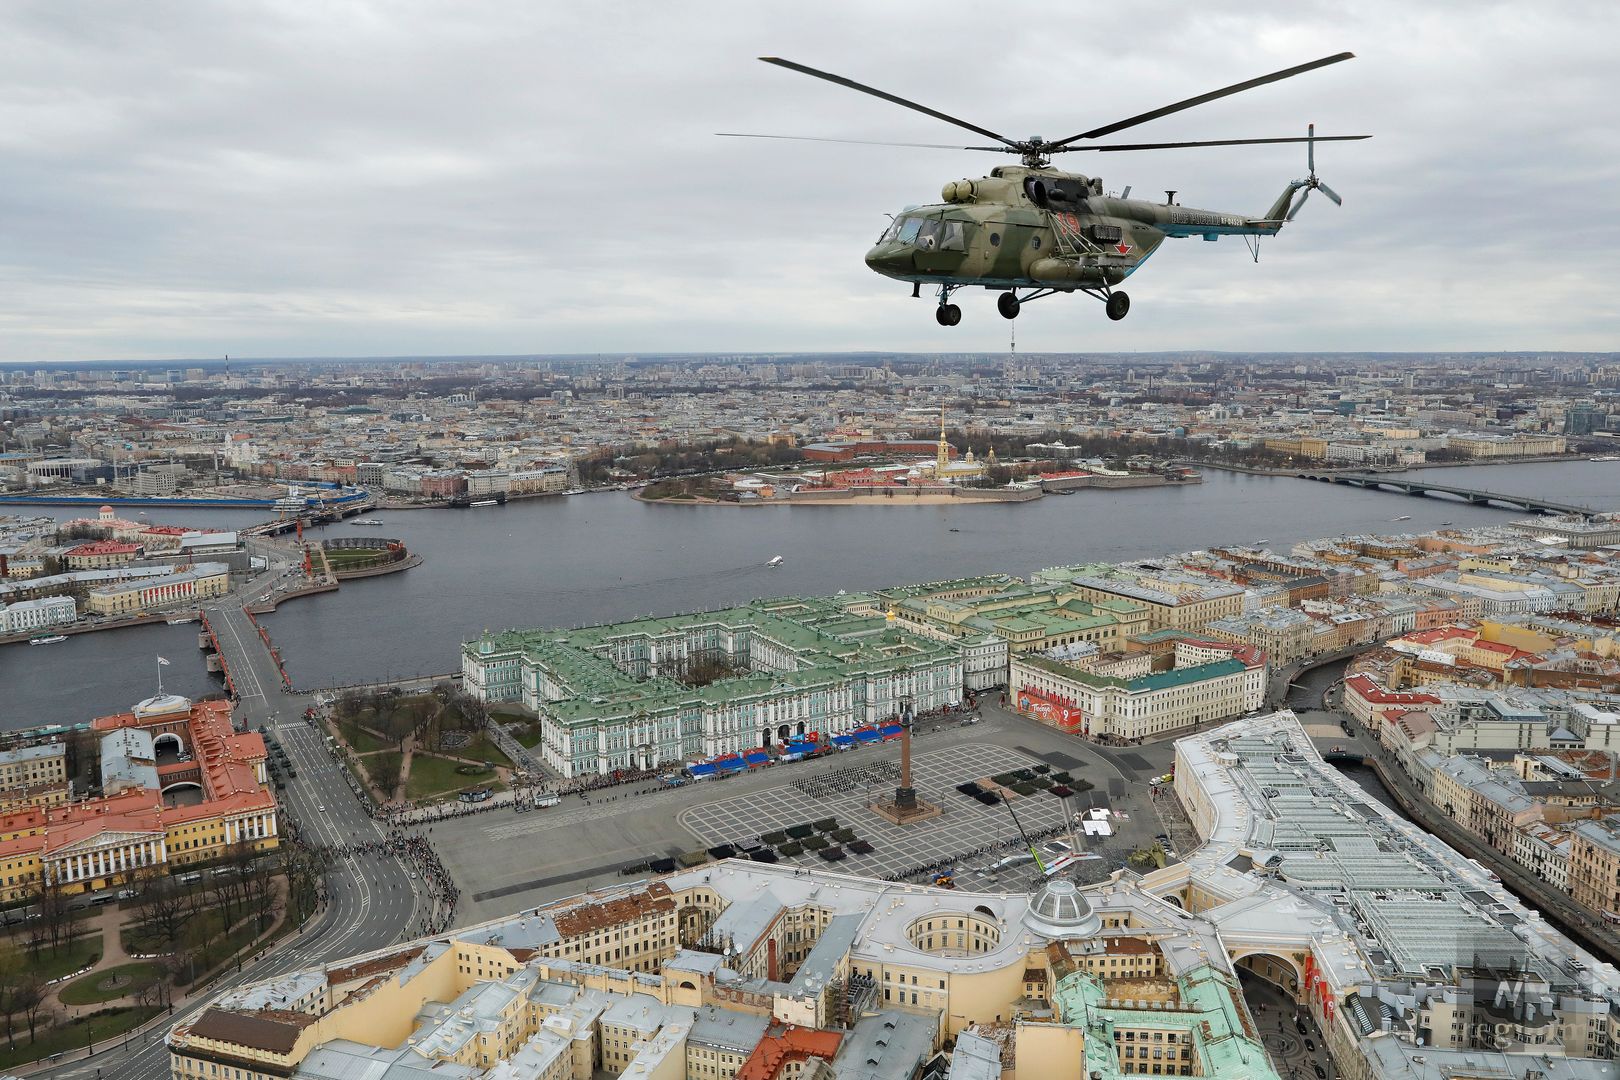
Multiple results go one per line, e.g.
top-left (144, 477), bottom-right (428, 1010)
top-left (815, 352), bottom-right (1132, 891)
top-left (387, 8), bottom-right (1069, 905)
top-left (1285, 123), bottom-right (1344, 220)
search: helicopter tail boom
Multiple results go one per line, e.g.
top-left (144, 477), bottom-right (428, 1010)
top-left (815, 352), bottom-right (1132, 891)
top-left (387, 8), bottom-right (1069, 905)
top-left (1261, 182), bottom-right (1302, 226)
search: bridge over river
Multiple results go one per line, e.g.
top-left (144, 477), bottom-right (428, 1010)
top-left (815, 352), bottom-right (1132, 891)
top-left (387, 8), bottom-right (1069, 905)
top-left (1295, 472), bottom-right (1597, 517)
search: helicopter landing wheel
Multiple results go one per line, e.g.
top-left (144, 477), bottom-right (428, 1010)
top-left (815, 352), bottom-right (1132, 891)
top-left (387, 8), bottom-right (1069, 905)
top-left (1105, 291), bottom-right (1131, 321)
top-left (935, 303), bottom-right (962, 327)
top-left (997, 293), bottom-right (1021, 320)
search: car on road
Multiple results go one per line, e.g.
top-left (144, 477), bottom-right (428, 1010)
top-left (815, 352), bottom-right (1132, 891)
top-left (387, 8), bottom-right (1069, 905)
top-left (317, 805), bottom-right (326, 813)
top-left (1296, 1020), bottom-right (1308, 1034)
top-left (1305, 1037), bottom-right (1316, 1052)
top-left (1312, 1064), bottom-right (1325, 1079)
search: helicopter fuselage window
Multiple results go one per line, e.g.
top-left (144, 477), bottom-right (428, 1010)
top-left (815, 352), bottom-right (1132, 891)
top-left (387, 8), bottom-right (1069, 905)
top-left (938, 221), bottom-right (966, 252)
top-left (989, 232), bottom-right (1001, 246)
top-left (896, 217), bottom-right (924, 244)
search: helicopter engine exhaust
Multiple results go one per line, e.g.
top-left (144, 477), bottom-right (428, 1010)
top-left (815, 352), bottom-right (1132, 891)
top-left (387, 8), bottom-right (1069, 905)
top-left (1029, 258), bottom-right (1110, 286)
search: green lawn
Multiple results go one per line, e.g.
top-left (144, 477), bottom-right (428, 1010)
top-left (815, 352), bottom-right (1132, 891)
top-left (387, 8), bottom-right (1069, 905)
top-left (406, 754), bottom-right (494, 801)
top-left (185, 916), bottom-right (266, 986)
top-left (0, 1006), bottom-right (161, 1069)
top-left (1, 933), bottom-right (104, 983)
top-left (437, 731), bottom-right (512, 768)
top-left (322, 546), bottom-right (394, 568)
top-left (340, 723), bottom-right (392, 755)
top-left (511, 725), bottom-right (543, 749)
top-left (57, 962), bottom-right (163, 1006)
top-left (121, 903), bottom-right (263, 978)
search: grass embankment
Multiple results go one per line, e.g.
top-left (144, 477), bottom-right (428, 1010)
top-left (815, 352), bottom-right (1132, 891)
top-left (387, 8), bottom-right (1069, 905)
top-left (57, 962), bottom-right (163, 1006)
top-left (121, 907), bottom-right (263, 986)
top-left (405, 756), bottom-right (503, 802)
top-left (0, 933), bottom-right (104, 983)
top-left (0, 1006), bottom-right (161, 1069)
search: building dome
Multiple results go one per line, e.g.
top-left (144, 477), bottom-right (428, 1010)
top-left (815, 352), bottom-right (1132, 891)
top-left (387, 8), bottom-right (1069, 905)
top-left (1023, 876), bottom-right (1102, 939)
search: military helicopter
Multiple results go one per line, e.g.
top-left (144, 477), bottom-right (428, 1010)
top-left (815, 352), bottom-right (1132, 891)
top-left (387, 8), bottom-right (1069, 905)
top-left (723, 54), bottom-right (1369, 325)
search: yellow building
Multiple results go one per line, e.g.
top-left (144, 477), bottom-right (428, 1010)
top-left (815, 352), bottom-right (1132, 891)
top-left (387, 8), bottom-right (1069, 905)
top-left (1263, 436), bottom-right (1328, 459)
top-left (1447, 433), bottom-right (1568, 458)
top-left (84, 563), bottom-right (230, 615)
top-left (0, 695), bottom-right (275, 902)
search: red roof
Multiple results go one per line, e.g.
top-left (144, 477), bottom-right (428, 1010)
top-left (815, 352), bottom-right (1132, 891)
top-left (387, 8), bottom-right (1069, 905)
top-left (1345, 674), bottom-right (1441, 707)
top-left (66, 540), bottom-right (139, 556)
top-left (737, 1028), bottom-right (844, 1080)
top-left (91, 699), bottom-right (272, 824)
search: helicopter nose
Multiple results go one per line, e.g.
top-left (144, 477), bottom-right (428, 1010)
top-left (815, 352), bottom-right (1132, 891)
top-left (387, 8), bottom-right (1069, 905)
top-left (864, 243), bottom-right (913, 278)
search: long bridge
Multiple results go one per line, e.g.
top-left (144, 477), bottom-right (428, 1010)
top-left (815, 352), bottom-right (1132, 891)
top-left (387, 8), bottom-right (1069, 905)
top-left (1295, 472), bottom-right (1597, 517)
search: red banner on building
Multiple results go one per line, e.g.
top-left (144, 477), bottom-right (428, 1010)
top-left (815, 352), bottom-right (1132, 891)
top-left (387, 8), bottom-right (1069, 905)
top-left (1016, 688), bottom-right (1085, 733)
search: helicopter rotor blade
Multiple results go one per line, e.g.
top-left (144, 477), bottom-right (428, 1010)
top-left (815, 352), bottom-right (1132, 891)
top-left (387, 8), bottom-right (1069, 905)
top-left (757, 57), bottom-right (1020, 150)
top-left (1317, 181), bottom-right (1343, 206)
top-left (1051, 134), bottom-right (1370, 153)
top-left (1052, 52), bottom-right (1356, 146)
top-left (715, 132), bottom-right (1008, 152)
top-left (1286, 188), bottom-right (1311, 221)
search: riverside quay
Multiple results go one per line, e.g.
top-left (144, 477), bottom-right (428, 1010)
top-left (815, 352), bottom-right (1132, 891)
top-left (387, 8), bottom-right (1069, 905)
top-left (462, 597), bottom-right (962, 778)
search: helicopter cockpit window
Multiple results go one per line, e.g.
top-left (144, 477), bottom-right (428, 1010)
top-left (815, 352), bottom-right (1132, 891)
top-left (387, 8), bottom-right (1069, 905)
top-left (937, 221), bottom-right (966, 252)
top-left (896, 217), bottom-right (925, 244)
top-left (879, 218), bottom-right (902, 243)
top-left (915, 220), bottom-right (942, 250)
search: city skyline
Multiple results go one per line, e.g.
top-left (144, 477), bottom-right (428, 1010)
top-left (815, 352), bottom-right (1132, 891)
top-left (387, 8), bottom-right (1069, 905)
top-left (2, 2), bottom-right (1618, 362)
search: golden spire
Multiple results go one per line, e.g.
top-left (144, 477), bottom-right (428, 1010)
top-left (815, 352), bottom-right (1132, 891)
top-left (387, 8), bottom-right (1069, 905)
top-left (936, 403), bottom-right (949, 473)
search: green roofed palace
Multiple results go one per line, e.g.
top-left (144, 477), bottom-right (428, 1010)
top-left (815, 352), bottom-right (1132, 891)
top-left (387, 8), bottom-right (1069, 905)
top-left (462, 596), bottom-right (963, 778)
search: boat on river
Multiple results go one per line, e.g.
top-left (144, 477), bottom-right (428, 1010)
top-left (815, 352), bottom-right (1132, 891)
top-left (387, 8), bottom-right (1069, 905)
top-left (29, 635), bottom-right (67, 645)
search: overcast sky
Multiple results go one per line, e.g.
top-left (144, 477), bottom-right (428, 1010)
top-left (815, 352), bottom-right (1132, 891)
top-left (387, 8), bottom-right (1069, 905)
top-left (1, 1), bottom-right (1617, 363)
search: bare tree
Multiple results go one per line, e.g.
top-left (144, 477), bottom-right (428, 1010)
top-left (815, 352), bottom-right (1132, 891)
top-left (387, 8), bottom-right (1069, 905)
top-left (335, 691), bottom-right (364, 723)
top-left (28, 873), bottom-right (75, 956)
top-left (0, 953), bottom-right (18, 1048)
top-left (132, 865), bottom-right (187, 948)
top-left (11, 975), bottom-right (46, 1044)
top-left (277, 840), bottom-right (329, 926)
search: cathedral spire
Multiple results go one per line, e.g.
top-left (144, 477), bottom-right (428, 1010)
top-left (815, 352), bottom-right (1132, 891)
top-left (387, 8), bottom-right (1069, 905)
top-left (936, 404), bottom-right (949, 473)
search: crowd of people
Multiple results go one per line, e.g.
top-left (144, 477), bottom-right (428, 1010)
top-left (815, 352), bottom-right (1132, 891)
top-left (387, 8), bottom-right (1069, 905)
top-left (326, 830), bottom-right (461, 936)
top-left (557, 766), bottom-right (663, 796)
top-left (791, 759), bottom-right (901, 798)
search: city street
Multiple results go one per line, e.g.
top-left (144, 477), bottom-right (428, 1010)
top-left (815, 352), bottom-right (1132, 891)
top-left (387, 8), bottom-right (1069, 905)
top-left (1240, 971), bottom-right (1339, 1080)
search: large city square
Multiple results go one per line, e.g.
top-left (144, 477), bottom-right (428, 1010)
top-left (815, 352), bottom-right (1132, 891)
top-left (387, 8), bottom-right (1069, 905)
top-left (430, 704), bottom-right (1179, 923)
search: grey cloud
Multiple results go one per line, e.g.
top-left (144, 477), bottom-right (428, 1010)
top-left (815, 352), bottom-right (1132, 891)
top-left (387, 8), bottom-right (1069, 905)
top-left (1, 0), bottom-right (1617, 360)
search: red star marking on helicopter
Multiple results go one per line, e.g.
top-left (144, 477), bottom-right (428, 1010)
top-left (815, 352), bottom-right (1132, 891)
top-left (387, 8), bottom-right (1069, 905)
top-left (1114, 241), bottom-right (1133, 256)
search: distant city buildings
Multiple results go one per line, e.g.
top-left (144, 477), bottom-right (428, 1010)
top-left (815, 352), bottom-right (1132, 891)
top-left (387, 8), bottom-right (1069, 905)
top-left (2, 352), bottom-right (1616, 511)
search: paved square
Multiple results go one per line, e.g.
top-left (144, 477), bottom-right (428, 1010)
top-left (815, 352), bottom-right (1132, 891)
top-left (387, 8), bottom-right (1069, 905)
top-left (678, 743), bottom-right (1120, 891)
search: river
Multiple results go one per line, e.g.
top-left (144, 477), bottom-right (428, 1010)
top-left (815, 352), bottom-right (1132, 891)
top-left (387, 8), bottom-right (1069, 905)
top-left (6, 459), bottom-right (1618, 728)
